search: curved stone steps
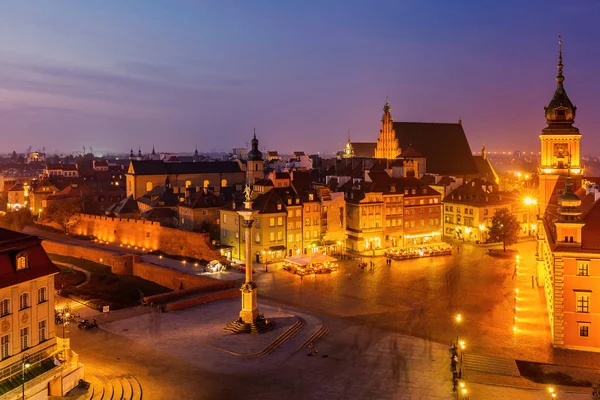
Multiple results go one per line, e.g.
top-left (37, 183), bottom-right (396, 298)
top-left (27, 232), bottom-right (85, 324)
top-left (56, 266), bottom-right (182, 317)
top-left (125, 375), bottom-right (143, 400)
top-left (120, 375), bottom-right (133, 400)
top-left (82, 374), bottom-right (143, 400)
top-left (109, 376), bottom-right (123, 400)
top-left (101, 375), bottom-right (113, 400)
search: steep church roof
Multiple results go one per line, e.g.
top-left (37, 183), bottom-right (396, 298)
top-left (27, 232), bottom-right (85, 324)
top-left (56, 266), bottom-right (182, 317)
top-left (392, 122), bottom-right (478, 176)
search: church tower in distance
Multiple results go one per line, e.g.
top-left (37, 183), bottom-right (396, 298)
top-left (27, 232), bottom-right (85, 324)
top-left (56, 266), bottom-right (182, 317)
top-left (538, 36), bottom-right (583, 216)
top-left (246, 129), bottom-right (264, 185)
top-left (375, 98), bottom-right (400, 159)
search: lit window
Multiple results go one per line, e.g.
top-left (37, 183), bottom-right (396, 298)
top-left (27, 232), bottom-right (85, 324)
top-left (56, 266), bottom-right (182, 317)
top-left (185, 180), bottom-right (192, 188)
top-left (16, 253), bottom-right (28, 270)
top-left (146, 182), bottom-right (153, 192)
top-left (269, 218), bottom-right (275, 227)
top-left (203, 180), bottom-right (210, 188)
top-left (221, 179), bottom-right (228, 188)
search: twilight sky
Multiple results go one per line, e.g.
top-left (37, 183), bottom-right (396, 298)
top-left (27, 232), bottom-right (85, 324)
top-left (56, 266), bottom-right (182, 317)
top-left (1, 0), bottom-right (599, 156)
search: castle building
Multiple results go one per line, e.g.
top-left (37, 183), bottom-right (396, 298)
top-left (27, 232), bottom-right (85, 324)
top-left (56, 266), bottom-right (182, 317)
top-left (536, 38), bottom-right (600, 351)
top-left (0, 229), bottom-right (84, 398)
top-left (537, 37), bottom-right (583, 217)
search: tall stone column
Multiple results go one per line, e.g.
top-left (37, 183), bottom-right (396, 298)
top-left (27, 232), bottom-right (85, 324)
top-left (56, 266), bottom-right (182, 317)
top-left (238, 215), bottom-right (258, 322)
top-left (225, 193), bottom-right (273, 334)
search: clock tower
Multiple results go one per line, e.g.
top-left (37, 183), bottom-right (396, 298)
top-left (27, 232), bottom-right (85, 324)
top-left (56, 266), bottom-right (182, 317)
top-left (538, 37), bottom-right (583, 216)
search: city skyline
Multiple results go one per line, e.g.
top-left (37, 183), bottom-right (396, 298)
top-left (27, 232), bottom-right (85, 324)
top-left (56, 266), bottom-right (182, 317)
top-left (1, 1), bottom-right (600, 154)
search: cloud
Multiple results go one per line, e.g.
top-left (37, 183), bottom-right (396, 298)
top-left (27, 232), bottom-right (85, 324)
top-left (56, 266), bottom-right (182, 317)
top-left (0, 60), bottom-right (236, 115)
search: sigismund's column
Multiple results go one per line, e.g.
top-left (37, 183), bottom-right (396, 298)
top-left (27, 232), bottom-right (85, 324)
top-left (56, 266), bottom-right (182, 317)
top-left (225, 186), bottom-right (273, 333)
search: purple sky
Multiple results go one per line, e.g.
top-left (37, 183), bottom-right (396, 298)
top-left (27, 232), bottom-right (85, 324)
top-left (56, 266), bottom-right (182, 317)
top-left (1, 1), bottom-right (600, 156)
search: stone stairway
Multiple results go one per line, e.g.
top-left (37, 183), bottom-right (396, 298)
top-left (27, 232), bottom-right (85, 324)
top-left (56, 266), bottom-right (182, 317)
top-left (462, 353), bottom-right (521, 377)
top-left (83, 374), bottom-right (142, 400)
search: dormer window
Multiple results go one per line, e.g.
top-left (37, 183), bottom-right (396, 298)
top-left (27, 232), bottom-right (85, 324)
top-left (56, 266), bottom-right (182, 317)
top-left (295, 199), bottom-right (300, 204)
top-left (287, 199), bottom-right (292, 205)
top-left (277, 204), bottom-right (282, 210)
top-left (308, 194), bottom-right (314, 201)
top-left (16, 253), bottom-right (29, 271)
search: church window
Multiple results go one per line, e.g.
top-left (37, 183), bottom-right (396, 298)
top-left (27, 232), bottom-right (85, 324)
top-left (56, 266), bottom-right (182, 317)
top-left (255, 164), bottom-right (259, 171)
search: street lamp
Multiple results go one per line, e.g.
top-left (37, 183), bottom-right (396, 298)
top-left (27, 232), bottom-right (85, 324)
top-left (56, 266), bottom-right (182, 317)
top-left (548, 386), bottom-right (557, 398)
top-left (22, 353), bottom-right (31, 400)
top-left (455, 314), bottom-right (462, 345)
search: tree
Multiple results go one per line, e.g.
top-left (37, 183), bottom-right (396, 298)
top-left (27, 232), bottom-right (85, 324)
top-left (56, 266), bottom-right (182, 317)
top-left (10, 150), bottom-right (17, 161)
top-left (487, 207), bottom-right (521, 252)
top-left (43, 201), bottom-right (82, 232)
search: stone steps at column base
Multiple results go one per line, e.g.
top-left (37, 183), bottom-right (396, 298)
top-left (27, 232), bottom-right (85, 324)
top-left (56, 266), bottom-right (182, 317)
top-left (224, 318), bottom-right (274, 334)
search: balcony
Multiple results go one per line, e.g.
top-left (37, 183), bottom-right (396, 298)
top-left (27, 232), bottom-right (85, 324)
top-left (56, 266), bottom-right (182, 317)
top-left (0, 344), bottom-right (83, 399)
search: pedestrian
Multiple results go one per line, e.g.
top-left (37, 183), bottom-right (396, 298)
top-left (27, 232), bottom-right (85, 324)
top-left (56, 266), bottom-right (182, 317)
top-left (532, 275), bottom-right (535, 288)
top-left (300, 275), bottom-right (303, 283)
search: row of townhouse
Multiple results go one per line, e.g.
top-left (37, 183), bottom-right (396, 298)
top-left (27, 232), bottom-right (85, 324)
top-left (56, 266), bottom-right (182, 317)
top-left (344, 172), bottom-right (443, 253)
top-left (442, 178), bottom-right (532, 243)
top-left (219, 175), bottom-right (346, 263)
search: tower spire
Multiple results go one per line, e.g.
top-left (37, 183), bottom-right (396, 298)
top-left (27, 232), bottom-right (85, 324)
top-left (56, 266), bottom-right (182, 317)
top-left (347, 129), bottom-right (351, 142)
top-left (253, 126), bottom-right (256, 140)
top-left (556, 35), bottom-right (564, 85)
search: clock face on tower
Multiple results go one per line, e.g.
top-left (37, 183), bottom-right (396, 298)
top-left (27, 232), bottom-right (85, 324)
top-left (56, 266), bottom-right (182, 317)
top-left (554, 143), bottom-right (568, 157)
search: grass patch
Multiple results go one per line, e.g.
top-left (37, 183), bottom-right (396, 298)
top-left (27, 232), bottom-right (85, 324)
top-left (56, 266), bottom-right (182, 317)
top-left (516, 360), bottom-right (593, 387)
top-left (55, 266), bottom-right (87, 289)
top-left (49, 254), bottom-right (110, 274)
top-left (49, 253), bottom-right (171, 310)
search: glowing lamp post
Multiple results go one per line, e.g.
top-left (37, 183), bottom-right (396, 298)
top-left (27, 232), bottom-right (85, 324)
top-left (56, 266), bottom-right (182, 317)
top-left (22, 353), bottom-right (31, 400)
top-left (454, 313), bottom-right (462, 345)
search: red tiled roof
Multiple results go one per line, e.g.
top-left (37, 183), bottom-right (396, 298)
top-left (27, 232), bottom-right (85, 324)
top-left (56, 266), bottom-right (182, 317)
top-left (582, 200), bottom-right (600, 250)
top-left (398, 145), bottom-right (424, 158)
top-left (0, 229), bottom-right (59, 289)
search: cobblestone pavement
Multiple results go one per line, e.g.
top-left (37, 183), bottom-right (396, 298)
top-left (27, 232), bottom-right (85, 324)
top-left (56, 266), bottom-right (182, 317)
top-left (255, 241), bottom-right (554, 363)
top-left (72, 298), bottom-right (452, 400)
